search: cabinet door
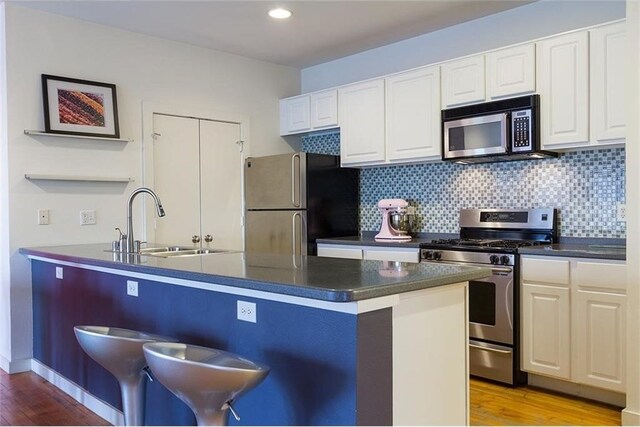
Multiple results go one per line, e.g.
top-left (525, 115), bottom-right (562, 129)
top-left (279, 95), bottom-right (311, 135)
top-left (386, 66), bottom-right (441, 162)
top-left (521, 283), bottom-right (571, 379)
top-left (574, 290), bottom-right (626, 392)
top-left (200, 120), bottom-right (244, 251)
top-left (590, 22), bottom-right (626, 145)
top-left (152, 114), bottom-right (201, 246)
top-left (441, 55), bottom-right (485, 108)
top-left (310, 89), bottom-right (338, 130)
top-left (537, 32), bottom-right (589, 148)
top-left (486, 44), bottom-right (536, 99)
top-left (338, 79), bottom-right (386, 166)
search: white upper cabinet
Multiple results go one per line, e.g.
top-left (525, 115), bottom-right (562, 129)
top-left (280, 89), bottom-right (338, 136)
top-left (486, 44), bottom-right (536, 99)
top-left (537, 31), bottom-right (589, 148)
top-left (385, 66), bottom-right (441, 162)
top-left (338, 79), bottom-right (386, 166)
top-left (590, 22), bottom-right (626, 145)
top-left (441, 55), bottom-right (486, 108)
top-left (279, 95), bottom-right (311, 135)
top-left (310, 89), bottom-right (339, 130)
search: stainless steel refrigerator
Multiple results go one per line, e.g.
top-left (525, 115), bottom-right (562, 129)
top-left (244, 152), bottom-right (359, 256)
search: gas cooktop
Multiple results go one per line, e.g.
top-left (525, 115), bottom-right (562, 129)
top-left (427, 238), bottom-right (551, 249)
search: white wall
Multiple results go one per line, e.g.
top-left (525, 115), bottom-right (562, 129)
top-left (0, 3), bottom-right (300, 372)
top-left (302, 0), bottom-right (626, 92)
top-left (624, 2), bottom-right (639, 424)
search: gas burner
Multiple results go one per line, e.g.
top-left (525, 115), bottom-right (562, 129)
top-left (427, 238), bottom-right (552, 250)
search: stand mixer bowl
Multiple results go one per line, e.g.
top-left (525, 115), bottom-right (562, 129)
top-left (390, 212), bottom-right (414, 235)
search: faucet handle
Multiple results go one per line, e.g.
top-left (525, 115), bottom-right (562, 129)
top-left (192, 235), bottom-right (201, 244)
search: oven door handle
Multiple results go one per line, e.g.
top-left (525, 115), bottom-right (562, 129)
top-left (469, 341), bottom-right (512, 354)
top-left (431, 260), bottom-right (513, 274)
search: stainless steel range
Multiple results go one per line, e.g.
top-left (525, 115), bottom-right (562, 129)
top-left (420, 208), bottom-right (558, 385)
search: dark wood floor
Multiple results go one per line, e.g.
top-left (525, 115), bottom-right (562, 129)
top-left (0, 368), bottom-right (624, 426)
top-left (0, 369), bottom-right (108, 426)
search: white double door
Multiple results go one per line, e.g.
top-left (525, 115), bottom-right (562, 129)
top-left (152, 113), bottom-right (243, 250)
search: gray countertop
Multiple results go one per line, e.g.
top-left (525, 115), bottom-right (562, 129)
top-left (20, 244), bottom-right (490, 302)
top-left (320, 234), bottom-right (626, 261)
top-left (519, 243), bottom-right (626, 260)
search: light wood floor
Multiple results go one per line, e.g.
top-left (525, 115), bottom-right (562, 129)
top-left (471, 377), bottom-right (622, 426)
top-left (0, 369), bottom-right (624, 426)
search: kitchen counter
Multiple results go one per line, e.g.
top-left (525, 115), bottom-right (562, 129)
top-left (316, 232), bottom-right (456, 248)
top-left (519, 239), bottom-right (626, 261)
top-left (23, 243), bottom-right (481, 425)
top-left (20, 243), bottom-right (489, 302)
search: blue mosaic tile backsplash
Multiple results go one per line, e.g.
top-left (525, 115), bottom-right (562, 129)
top-left (302, 130), bottom-right (626, 238)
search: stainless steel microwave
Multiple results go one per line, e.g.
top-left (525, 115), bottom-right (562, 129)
top-left (441, 94), bottom-right (556, 163)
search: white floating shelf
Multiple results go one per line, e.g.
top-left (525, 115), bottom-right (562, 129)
top-left (25, 174), bottom-right (134, 183)
top-left (24, 130), bottom-right (133, 143)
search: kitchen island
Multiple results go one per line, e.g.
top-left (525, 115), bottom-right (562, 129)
top-left (21, 244), bottom-right (490, 426)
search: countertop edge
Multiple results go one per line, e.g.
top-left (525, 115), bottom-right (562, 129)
top-left (20, 247), bottom-right (491, 303)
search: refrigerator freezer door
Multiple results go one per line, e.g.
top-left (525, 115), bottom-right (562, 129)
top-left (245, 153), bottom-right (307, 209)
top-left (245, 211), bottom-right (308, 256)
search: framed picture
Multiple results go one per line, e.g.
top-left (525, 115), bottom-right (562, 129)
top-left (41, 74), bottom-right (120, 138)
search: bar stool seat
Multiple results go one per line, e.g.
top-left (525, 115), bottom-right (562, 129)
top-left (143, 342), bottom-right (269, 426)
top-left (74, 326), bottom-right (175, 426)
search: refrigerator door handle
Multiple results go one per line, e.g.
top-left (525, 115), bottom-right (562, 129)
top-left (292, 212), bottom-right (301, 256)
top-left (291, 153), bottom-right (301, 207)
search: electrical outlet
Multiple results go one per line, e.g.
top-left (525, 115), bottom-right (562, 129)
top-left (55, 267), bottom-right (63, 279)
top-left (617, 203), bottom-right (627, 222)
top-left (38, 209), bottom-right (49, 225)
top-left (237, 300), bottom-right (256, 323)
top-left (80, 210), bottom-right (96, 225)
top-left (127, 280), bottom-right (138, 297)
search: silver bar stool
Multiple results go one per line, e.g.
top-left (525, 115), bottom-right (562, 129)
top-left (74, 326), bottom-right (175, 426)
top-left (143, 342), bottom-right (270, 426)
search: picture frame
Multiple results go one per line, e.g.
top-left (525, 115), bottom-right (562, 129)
top-left (41, 74), bottom-right (120, 138)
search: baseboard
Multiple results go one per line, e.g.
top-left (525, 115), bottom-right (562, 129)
top-left (30, 359), bottom-right (124, 426)
top-left (0, 355), bottom-right (32, 374)
top-left (622, 408), bottom-right (640, 426)
top-left (528, 374), bottom-right (626, 407)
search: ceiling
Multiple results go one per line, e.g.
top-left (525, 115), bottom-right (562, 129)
top-left (15, 0), bottom-right (535, 69)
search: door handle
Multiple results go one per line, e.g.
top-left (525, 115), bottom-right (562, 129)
top-left (291, 153), bottom-right (300, 207)
top-left (292, 212), bottom-right (301, 256)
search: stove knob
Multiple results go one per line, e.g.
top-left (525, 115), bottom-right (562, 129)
top-left (489, 255), bottom-right (500, 265)
top-left (433, 251), bottom-right (442, 261)
top-left (424, 251), bottom-right (433, 260)
top-left (500, 255), bottom-right (511, 266)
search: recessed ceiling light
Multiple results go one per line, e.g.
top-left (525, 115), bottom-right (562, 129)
top-left (268, 8), bottom-right (292, 19)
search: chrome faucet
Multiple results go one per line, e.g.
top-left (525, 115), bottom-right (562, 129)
top-left (125, 187), bottom-right (166, 253)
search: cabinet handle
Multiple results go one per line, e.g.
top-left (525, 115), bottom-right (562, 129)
top-left (291, 153), bottom-right (300, 207)
top-left (204, 235), bottom-right (213, 243)
top-left (192, 235), bottom-right (201, 244)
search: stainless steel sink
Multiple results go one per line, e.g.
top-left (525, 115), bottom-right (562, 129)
top-left (146, 248), bottom-right (233, 258)
top-left (107, 246), bottom-right (234, 257)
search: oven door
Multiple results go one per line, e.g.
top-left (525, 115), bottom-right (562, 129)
top-left (443, 113), bottom-right (509, 159)
top-left (466, 263), bottom-right (513, 345)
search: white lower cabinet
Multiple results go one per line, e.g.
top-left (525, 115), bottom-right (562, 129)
top-left (574, 290), bottom-right (626, 392)
top-left (521, 256), bottom-right (626, 393)
top-left (522, 282), bottom-right (571, 379)
top-left (317, 243), bottom-right (420, 263)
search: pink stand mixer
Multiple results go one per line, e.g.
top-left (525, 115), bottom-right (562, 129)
top-left (375, 198), bottom-right (412, 242)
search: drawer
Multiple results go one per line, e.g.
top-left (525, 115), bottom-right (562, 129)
top-left (363, 248), bottom-right (419, 263)
top-left (317, 245), bottom-right (363, 260)
top-left (521, 257), bottom-right (570, 285)
top-left (573, 260), bottom-right (626, 292)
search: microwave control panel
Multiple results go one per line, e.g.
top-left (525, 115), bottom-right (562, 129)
top-left (511, 109), bottom-right (532, 152)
